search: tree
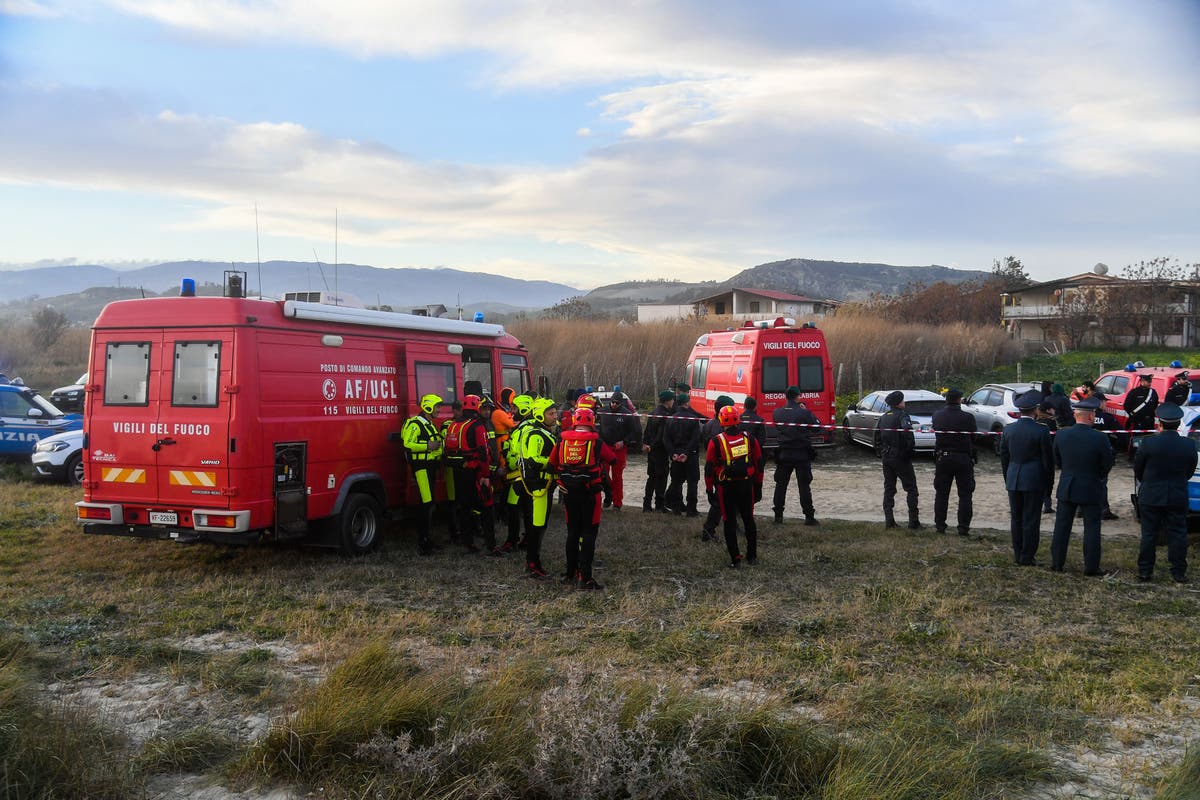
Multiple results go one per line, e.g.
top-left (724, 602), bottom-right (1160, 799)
top-left (542, 296), bottom-right (594, 320)
top-left (31, 306), bottom-right (69, 347)
top-left (992, 256), bottom-right (1031, 290)
top-left (1122, 257), bottom-right (1187, 346)
top-left (1055, 287), bottom-right (1102, 349)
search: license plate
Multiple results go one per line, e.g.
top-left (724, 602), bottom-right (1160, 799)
top-left (149, 511), bottom-right (178, 525)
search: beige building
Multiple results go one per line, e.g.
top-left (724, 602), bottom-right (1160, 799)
top-left (692, 288), bottom-right (838, 320)
top-left (1001, 272), bottom-right (1200, 349)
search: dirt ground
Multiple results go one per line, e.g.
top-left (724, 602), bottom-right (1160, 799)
top-left (620, 443), bottom-right (1143, 539)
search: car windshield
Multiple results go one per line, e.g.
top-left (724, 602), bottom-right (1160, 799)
top-left (28, 392), bottom-right (65, 418)
top-left (906, 400), bottom-right (945, 416)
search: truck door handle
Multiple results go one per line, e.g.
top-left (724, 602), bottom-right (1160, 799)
top-left (152, 437), bottom-right (177, 451)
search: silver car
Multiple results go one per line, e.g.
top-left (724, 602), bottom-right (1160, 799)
top-left (842, 389), bottom-right (946, 454)
top-left (962, 382), bottom-right (1041, 455)
top-left (32, 428), bottom-right (84, 485)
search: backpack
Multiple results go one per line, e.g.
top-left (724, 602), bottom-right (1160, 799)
top-left (442, 419), bottom-right (471, 464)
top-left (557, 433), bottom-right (600, 494)
top-left (718, 432), bottom-right (751, 480)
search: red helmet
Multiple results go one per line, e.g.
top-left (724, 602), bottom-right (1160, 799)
top-left (718, 405), bottom-right (741, 427)
top-left (576, 394), bottom-right (597, 410)
top-left (573, 407), bottom-right (596, 428)
top-left (462, 394), bottom-right (481, 411)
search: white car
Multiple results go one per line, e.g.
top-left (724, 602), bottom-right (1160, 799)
top-left (31, 429), bottom-right (84, 485)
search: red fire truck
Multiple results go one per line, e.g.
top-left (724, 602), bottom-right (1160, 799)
top-left (76, 275), bottom-right (534, 554)
top-left (684, 318), bottom-right (835, 449)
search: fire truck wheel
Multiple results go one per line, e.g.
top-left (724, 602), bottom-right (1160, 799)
top-left (338, 493), bottom-right (383, 555)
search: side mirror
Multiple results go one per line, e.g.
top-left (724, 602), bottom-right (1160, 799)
top-left (26, 408), bottom-right (43, 419)
top-left (847, 404), bottom-right (858, 412)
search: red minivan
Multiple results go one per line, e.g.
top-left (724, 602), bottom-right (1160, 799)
top-left (684, 318), bottom-right (835, 449)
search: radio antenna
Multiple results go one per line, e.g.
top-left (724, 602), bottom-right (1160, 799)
top-left (312, 249), bottom-right (331, 292)
top-left (333, 208), bottom-right (339, 306)
top-left (254, 202), bottom-right (262, 298)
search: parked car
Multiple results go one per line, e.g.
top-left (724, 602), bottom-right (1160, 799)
top-left (32, 429), bottom-right (84, 485)
top-left (49, 373), bottom-right (87, 412)
top-left (842, 389), bottom-right (945, 454)
top-left (962, 382), bottom-right (1041, 455)
top-left (1093, 365), bottom-right (1199, 429)
top-left (0, 382), bottom-right (83, 461)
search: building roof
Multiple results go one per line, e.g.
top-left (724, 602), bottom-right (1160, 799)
top-left (1006, 273), bottom-right (1125, 294)
top-left (693, 287), bottom-right (837, 305)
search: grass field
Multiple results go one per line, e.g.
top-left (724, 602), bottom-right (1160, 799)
top-left (2, 476), bottom-right (1199, 799)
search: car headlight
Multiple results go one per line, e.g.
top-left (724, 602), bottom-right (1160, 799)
top-left (35, 440), bottom-right (71, 453)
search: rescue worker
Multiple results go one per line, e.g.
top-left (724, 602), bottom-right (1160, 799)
top-left (772, 386), bottom-right (819, 525)
top-left (740, 396), bottom-right (767, 450)
top-left (1000, 390), bottom-right (1053, 565)
top-left (663, 392), bottom-right (705, 517)
top-left (549, 406), bottom-right (616, 590)
top-left (1070, 379), bottom-right (1096, 403)
top-left (1134, 403), bottom-right (1198, 583)
top-left (705, 405), bottom-right (764, 568)
top-left (402, 393), bottom-right (444, 555)
top-left (441, 395), bottom-right (495, 553)
top-left (1165, 371), bottom-right (1191, 406)
top-left (1123, 373), bottom-right (1160, 459)
top-left (519, 397), bottom-right (558, 578)
top-left (498, 394), bottom-right (535, 554)
top-left (641, 390), bottom-right (676, 513)
top-left (701, 395), bottom-right (736, 540)
top-left (931, 388), bottom-right (977, 537)
top-left (879, 390), bottom-right (922, 529)
top-left (1049, 396), bottom-right (1115, 576)
top-left (597, 390), bottom-right (641, 510)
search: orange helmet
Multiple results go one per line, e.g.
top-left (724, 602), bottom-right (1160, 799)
top-left (573, 407), bottom-right (596, 428)
top-left (576, 394), bottom-right (597, 410)
top-left (718, 405), bottom-right (741, 427)
top-left (462, 394), bottom-right (481, 411)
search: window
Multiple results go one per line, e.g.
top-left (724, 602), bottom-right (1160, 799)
top-left (172, 341), bottom-right (221, 407)
top-left (0, 390), bottom-right (35, 418)
top-left (462, 347), bottom-right (493, 397)
top-left (715, 302), bottom-right (726, 315)
top-left (1112, 376), bottom-right (1129, 395)
top-left (500, 353), bottom-right (530, 394)
top-left (104, 342), bottom-right (151, 406)
top-left (692, 357), bottom-right (709, 390)
top-left (968, 388), bottom-right (990, 405)
top-left (749, 301), bottom-right (761, 313)
top-left (416, 362), bottom-right (457, 403)
top-left (761, 357), bottom-right (788, 393)
top-left (1094, 376), bottom-right (1117, 395)
top-left (796, 356), bottom-right (824, 392)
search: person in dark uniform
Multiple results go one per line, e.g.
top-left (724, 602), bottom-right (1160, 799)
top-left (663, 392), bottom-right (704, 517)
top-left (771, 386), bottom-right (819, 525)
top-left (1091, 393), bottom-right (1122, 520)
top-left (1134, 403), bottom-right (1198, 583)
top-left (1035, 396), bottom-right (1058, 515)
top-left (1000, 390), bottom-right (1053, 565)
top-left (1044, 383), bottom-right (1073, 429)
top-left (879, 390), bottom-right (922, 529)
top-left (1049, 396), bottom-right (1115, 576)
top-left (1123, 373), bottom-right (1160, 460)
top-left (931, 388), bottom-right (977, 536)
top-left (597, 391), bottom-right (641, 509)
top-left (641, 390), bottom-right (675, 512)
top-left (1165, 371), bottom-right (1191, 406)
top-left (740, 396), bottom-right (767, 450)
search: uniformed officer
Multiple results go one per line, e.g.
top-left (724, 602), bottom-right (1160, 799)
top-left (641, 390), bottom-right (676, 513)
top-left (1165, 371), bottom-right (1191, 406)
top-left (1000, 390), bottom-right (1053, 565)
top-left (879, 390), bottom-right (921, 529)
top-left (772, 386), bottom-right (819, 525)
top-left (931, 388), bottom-right (977, 536)
top-left (1049, 396), bottom-right (1115, 576)
top-left (1123, 373), bottom-right (1160, 460)
top-left (1133, 403), bottom-right (1198, 583)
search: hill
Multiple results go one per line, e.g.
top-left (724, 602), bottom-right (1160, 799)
top-left (0, 261), bottom-right (581, 324)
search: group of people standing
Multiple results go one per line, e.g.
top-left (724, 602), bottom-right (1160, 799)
top-left (400, 372), bottom-right (1197, 589)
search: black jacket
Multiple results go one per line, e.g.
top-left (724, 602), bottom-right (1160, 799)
top-left (1123, 385), bottom-right (1159, 429)
top-left (740, 410), bottom-right (767, 449)
top-left (772, 402), bottom-right (817, 462)
top-left (642, 403), bottom-right (674, 451)
top-left (599, 405), bottom-right (642, 448)
top-left (1166, 382), bottom-right (1190, 406)
top-left (931, 404), bottom-right (976, 457)
top-left (879, 407), bottom-right (915, 461)
top-left (1134, 431), bottom-right (1199, 509)
top-left (663, 405), bottom-right (705, 458)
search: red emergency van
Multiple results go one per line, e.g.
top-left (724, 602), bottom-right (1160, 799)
top-left (684, 318), bottom-right (835, 449)
top-left (76, 275), bottom-right (533, 554)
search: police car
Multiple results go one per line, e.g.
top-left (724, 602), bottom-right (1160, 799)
top-left (0, 381), bottom-right (84, 461)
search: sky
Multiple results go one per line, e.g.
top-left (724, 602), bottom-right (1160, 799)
top-left (0, 1), bottom-right (1197, 289)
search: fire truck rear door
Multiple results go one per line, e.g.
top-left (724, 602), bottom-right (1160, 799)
top-left (153, 332), bottom-right (235, 510)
